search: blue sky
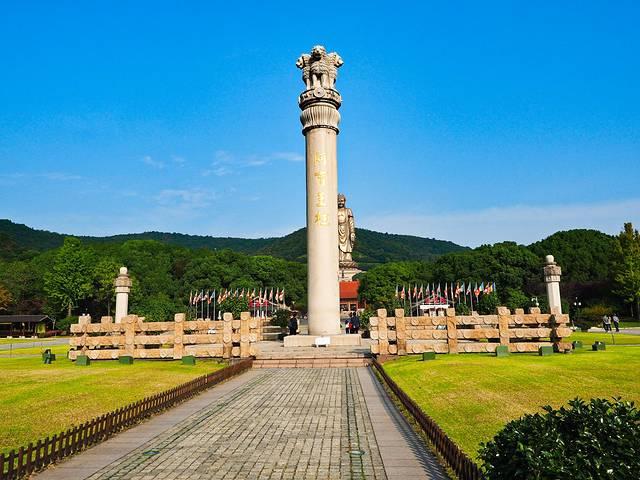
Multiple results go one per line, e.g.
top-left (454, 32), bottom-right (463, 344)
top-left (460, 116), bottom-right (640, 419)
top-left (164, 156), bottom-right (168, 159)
top-left (1, 1), bottom-right (638, 247)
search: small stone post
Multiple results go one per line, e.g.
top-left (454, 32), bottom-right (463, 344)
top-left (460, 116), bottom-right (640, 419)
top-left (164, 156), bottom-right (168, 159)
top-left (543, 255), bottom-right (562, 314)
top-left (114, 267), bottom-right (132, 323)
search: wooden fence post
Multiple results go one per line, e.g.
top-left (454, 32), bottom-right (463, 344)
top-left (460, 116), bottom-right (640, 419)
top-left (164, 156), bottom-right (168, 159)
top-left (446, 308), bottom-right (458, 354)
top-left (239, 312), bottom-right (250, 358)
top-left (173, 313), bottom-right (185, 359)
top-left (222, 313), bottom-right (233, 359)
top-left (497, 306), bottom-right (511, 349)
top-left (395, 308), bottom-right (406, 355)
top-left (123, 315), bottom-right (136, 358)
top-left (377, 309), bottom-right (389, 355)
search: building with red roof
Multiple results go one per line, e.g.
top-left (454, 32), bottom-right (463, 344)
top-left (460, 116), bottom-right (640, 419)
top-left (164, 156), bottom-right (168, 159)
top-left (339, 280), bottom-right (362, 314)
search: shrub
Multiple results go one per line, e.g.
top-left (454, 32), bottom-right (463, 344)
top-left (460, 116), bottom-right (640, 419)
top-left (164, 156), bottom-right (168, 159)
top-left (576, 304), bottom-right (614, 329)
top-left (454, 302), bottom-right (471, 315)
top-left (359, 308), bottom-right (375, 331)
top-left (55, 316), bottom-right (78, 334)
top-left (272, 308), bottom-right (291, 328)
top-left (218, 296), bottom-right (249, 320)
top-left (478, 292), bottom-right (499, 314)
top-left (479, 397), bottom-right (640, 479)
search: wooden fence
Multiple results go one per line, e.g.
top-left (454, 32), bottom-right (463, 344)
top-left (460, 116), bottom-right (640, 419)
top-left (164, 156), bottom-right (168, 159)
top-left (372, 359), bottom-right (484, 479)
top-left (69, 312), bottom-right (266, 360)
top-left (0, 359), bottom-right (252, 480)
top-left (370, 306), bottom-right (571, 355)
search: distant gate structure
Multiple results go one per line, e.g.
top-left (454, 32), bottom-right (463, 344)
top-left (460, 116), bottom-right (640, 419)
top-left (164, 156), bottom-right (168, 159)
top-left (369, 307), bottom-right (572, 355)
top-left (69, 312), bottom-right (266, 360)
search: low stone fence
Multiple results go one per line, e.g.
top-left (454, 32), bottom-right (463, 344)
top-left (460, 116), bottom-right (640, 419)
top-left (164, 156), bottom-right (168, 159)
top-left (69, 312), bottom-right (265, 360)
top-left (370, 307), bottom-right (571, 355)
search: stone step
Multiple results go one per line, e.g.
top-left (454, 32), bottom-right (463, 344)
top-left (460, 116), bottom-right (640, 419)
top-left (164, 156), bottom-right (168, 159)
top-left (252, 357), bottom-right (371, 368)
top-left (262, 333), bottom-right (282, 341)
top-left (262, 326), bottom-right (283, 332)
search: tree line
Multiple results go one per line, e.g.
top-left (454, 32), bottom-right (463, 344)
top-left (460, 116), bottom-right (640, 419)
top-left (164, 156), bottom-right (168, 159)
top-left (0, 224), bottom-right (638, 325)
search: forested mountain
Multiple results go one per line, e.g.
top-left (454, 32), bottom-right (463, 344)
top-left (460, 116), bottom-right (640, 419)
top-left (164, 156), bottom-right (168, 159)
top-left (0, 218), bottom-right (634, 322)
top-left (0, 220), bottom-right (467, 266)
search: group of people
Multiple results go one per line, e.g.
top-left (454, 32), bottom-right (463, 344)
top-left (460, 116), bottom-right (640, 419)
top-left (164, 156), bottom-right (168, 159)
top-left (345, 311), bottom-right (360, 334)
top-left (602, 314), bottom-right (620, 332)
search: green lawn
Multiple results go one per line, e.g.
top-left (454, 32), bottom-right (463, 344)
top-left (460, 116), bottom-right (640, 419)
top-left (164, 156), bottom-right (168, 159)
top-left (0, 337), bottom-right (65, 345)
top-left (570, 331), bottom-right (640, 345)
top-left (383, 346), bottom-right (640, 460)
top-left (0, 352), bottom-right (226, 453)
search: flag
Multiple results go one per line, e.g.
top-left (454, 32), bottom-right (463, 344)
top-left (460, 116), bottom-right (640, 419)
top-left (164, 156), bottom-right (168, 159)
top-left (484, 282), bottom-right (490, 294)
top-left (492, 282), bottom-right (497, 294)
top-left (420, 284), bottom-right (424, 299)
top-left (454, 283), bottom-right (460, 297)
top-left (413, 284), bottom-right (417, 300)
top-left (269, 288), bottom-right (274, 301)
top-left (466, 282), bottom-right (472, 296)
top-left (400, 286), bottom-right (405, 300)
top-left (189, 291), bottom-right (193, 305)
top-left (479, 282), bottom-right (485, 295)
top-left (474, 283), bottom-right (480, 297)
top-left (444, 283), bottom-right (449, 301)
top-left (280, 288), bottom-right (285, 303)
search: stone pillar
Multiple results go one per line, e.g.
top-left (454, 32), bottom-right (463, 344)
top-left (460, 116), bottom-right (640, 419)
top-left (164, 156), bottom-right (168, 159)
top-left (543, 255), bottom-right (562, 314)
top-left (114, 267), bottom-right (132, 323)
top-left (297, 46), bottom-right (343, 336)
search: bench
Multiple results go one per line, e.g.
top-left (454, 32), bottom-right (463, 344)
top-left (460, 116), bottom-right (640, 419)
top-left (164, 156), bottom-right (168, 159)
top-left (314, 336), bottom-right (331, 348)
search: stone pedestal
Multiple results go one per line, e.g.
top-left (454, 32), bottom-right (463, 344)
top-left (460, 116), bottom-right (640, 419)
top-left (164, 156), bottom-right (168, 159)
top-left (114, 266), bottom-right (132, 323)
top-left (339, 266), bottom-right (362, 282)
top-left (297, 46), bottom-right (344, 336)
top-left (543, 255), bottom-right (562, 314)
top-left (283, 334), bottom-right (361, 348)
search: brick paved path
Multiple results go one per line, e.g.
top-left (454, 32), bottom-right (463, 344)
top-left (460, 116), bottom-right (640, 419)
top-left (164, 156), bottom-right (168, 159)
top-left (35, 368), bottom-right (446, 480)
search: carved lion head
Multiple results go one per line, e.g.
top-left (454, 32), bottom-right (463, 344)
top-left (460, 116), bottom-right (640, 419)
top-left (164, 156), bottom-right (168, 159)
top-left (311, 45), bottom-right (326, 59)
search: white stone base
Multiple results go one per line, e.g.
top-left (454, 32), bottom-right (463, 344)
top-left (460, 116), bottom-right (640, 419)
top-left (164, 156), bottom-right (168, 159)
top-left (283, 334), bottom-right (362, 348)
top-left (339, 267), bottom-right (362, 281)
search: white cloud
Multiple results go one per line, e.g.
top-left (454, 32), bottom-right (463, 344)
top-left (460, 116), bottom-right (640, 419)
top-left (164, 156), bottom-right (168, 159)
top-left (155, 188), bottom-right (218, 208)
top-left (41, 172), bottom-right (82, 181)
top-left (142, 155), bottom-right (165, 169)
top-left (359, 198), bottom-right (640, 247)
top-left (172, 155), bottom-right (186, 166)
top-left (271, 151), bottom-right (304, 162)
top-left (0, 172), bottom-right (81, 182)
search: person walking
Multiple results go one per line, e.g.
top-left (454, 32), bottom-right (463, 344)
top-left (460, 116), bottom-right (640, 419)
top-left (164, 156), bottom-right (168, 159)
top-left (288, 312), bottom-right (298, 336)
top-left (612, 314), bottom-right (620, 332)
top-left (352, 311), bottom-right (360, 334)
top-left (345, 312), bottom-right (353, 334)
top-left (603, 315), bottom-right (612, 332)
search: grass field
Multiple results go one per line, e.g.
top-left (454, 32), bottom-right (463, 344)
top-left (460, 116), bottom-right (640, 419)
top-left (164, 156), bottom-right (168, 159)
top-left (383, 346), bottom-right (640, 460)
top-left (570, 331), bottom-right (640, 345)
top-left (0, 344), bottom-right (71, 356)
top-left (0, 338), bottom-right (64, 345)
top-left (0, 349), bottom-right (226, 453)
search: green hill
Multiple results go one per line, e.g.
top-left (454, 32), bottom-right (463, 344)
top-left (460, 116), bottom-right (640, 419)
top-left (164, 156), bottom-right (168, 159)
top-left (0, 219), bottom-right (467, 267)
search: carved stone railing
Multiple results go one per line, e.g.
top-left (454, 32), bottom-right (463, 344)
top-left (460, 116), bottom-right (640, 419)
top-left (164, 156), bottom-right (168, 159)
top-left (369, 307), bottom-right (571, 355)
top-left (69, 312), bottom-right (262, 360)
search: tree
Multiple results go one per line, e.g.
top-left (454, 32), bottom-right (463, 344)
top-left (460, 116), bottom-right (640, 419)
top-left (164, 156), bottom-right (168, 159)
top-left (0, 283), bottom-right (12, 311)
top-left (44, 237), bottom-right (93, 317)
top-left (477, 292), bottom-right (499, 314)
top-left (93, 258), bottom-right (120, 316)
top-left (613, 223), bottom-right (640, 319)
